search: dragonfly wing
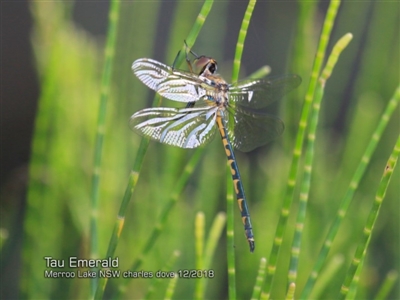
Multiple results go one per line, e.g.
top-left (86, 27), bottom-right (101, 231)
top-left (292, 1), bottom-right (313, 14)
top-left (229, 74), bottom-right (301, 109)
top-left (132, 58), bottom-right (207, 103)
top-left (225, 107), bottom-right (284, 152)
top-left (130, 106), bottom-right (218, 149)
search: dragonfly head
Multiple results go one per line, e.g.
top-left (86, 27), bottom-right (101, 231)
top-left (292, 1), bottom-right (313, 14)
top-left (194, 56), bottom-right (218, 76)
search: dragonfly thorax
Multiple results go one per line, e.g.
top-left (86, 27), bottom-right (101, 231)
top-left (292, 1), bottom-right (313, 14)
top-left (200, 74), bottom-right (230, 108)
top-left (195, 57), bottom-right (230, 107)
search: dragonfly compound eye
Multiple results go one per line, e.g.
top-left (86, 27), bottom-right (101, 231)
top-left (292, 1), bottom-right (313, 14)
top-left (195, 56), bottom-right (211, 68)
top-left (195, 56), bottom-right (217, 76)
top-left (207, 61), bottom-right (217, 74)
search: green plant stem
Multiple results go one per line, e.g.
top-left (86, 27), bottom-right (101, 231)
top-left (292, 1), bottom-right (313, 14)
top-left (346, 255), bottom-right (364, 299)
top-left (227, 1), bottom-right (257, 299)
top-left (144, 250), bottom-right (180, 300)
top-left (226, 174), bottom-right (236, 300)
top-left (165, 272), bottom-right (179, 300)
top-left (199, 212), bottom-right (226, 298)
top-left (308, 255), bottom-right (344, 299)
top-left (340, 134), bottom-right (400, 298)
top-left (203, 212), bottom-right (226, 270)
top-left (285, 283), bottom-right (296, 300)
top-left (195, 212), bottom-right (205, 300)
top-left (288, 33), bottom-right (352, 286)
top-left (113, 148), bottom-right (204, 299)
top-left (90, 0), bottom-right (120, 296)
top-left (374, 270), bottom-right (398, 300)
top-left (251, 258), bottom-right (267, 300)
top-left (261, 1), bottom-right (341, 298)
top-left (95, 2), bottom-right (214, 298)
top-left (232, 0), bottom-right (256, 82)
top-left (175, 0), bottom-right (214, 68)
top-left (301, 85), bottom-right (400, 298)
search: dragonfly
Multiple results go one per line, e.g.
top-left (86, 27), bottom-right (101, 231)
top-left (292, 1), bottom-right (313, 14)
top-left (130, 46), bottom-right (301, 252)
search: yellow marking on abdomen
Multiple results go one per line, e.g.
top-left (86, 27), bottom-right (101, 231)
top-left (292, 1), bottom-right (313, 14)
top-left (225, 146), bottom-right (231, 157)
top-left (216, 116), bottom-right (226, 137)
top-left (238, 198), bottom-right (243, 211)
top-left (228, 159), bottom-right (236, 174)
top-left (233, 179), bottom-right (240, 194)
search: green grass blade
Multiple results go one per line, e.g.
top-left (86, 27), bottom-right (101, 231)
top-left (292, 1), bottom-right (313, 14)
top-left (199, 212), bottom-right (226, 299)
top-left (227, 2), bottom-right (257, 299)
top-left (144, 250), bottom-right (180, 300)
top-left (285, 282), bottom-right (296, 300)
top-left (23, 5), bottom-right (65, 297)
top-left (226, 171), bottom-right (236, 300)
top-left (23, 3), bottom-right (101, 298)
top-left (261, 1), bottom-right (342, 298)
top-left (203, 212), bottom-right (226, 270)
top-left (288, 33), bottom-right (352, 286)
top-left (90, 0), bottom-right (120, 296)
top-left (251, 258), bottom-right (267, 300)
top-left (339, 134), bottom-right (400, 298)
top-left (175, 0), bottom-right (214, 67)
top-left (374, 270), bottom-right (398, 300)
top-left (309, 255), bottom-right (344, 299)
top-left (96, 2), bottom-right (214, 297)
top-left (247, 65), bottom-right (271, 80)
top-left (113, 148), bottom-right (203, 298)
top-left (346, 255), bottom-right (364, 300)
top-left (232, 0), bottom-right (256, 83)
top-left (301, 85), bottom-right (400, 298)
top-left (195, 212), bottom-right (205, 300)
top-left (164, 272), bottom-right (179, 300)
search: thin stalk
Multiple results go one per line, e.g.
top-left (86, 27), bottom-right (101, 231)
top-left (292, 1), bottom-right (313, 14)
top-left (227, 1), bottom-right (257, 299)
top-left (285, 283), bottom-right (296, 300)
top-left (308, 255), bottom-right (344, 299)
top-left (175, 0), bottom-right (214, 68)
top-left (301, 85), bottom-right (400, 298)
top-left (194, 212), bottom-right (205, 300)
top-left (340, 134), bottom-right (400, 299)
top-left (232, 0), bottom-right (256, 82)
top-left (261, 1), bottom-right (342, 298)
top-left (96, 1), bottom-right (214, 298)
top-left (199, 212), bottom-right (226, 298)
top-left (164, 273), bottom-right (179, 300)
top-left (288, 33), bottom-right (353, 286)
top-left (144, 251), bottom-right (180, 300)
top-left (113, 148), bottom-right (203, 299)
top-left (251, 258), bottom-right (267, 300)
top-left (226, 176), bottom-right (236, 300)
top-left (203, 212), bottom-right (226, 270)
top-left (346, 255), bottom-right (364, 299)
top-left (90, 0), bottom-right (120, 297)
top-left (373, 270), bottom-right (398, 300)
top-left (248, 65), bottom-right (271, 80)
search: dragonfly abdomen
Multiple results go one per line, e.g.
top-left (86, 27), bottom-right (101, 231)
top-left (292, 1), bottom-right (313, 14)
top-left (216, 112), bottom-right (255, 252)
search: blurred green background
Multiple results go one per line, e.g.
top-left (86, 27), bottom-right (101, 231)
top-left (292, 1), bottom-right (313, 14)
top-left (1, 1), bottom-right (398, 299)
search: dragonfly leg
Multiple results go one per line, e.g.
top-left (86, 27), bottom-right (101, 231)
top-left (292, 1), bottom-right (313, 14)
top-left (184, 40), bottom-right (198, 74)
top-left (185, 102), bottom-right (195, 109)
top-left (171, 50), bottom-right (181, 70)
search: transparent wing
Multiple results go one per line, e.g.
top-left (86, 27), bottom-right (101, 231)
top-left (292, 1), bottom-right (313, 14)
top-left (130, 106), bottom-right (218, 149)
top-left (132, 58), bottom-right (208, 103)
top-left (229, 74), bottom-right (301, 109)
top-left (225, 107), bottom-right (284, 152)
